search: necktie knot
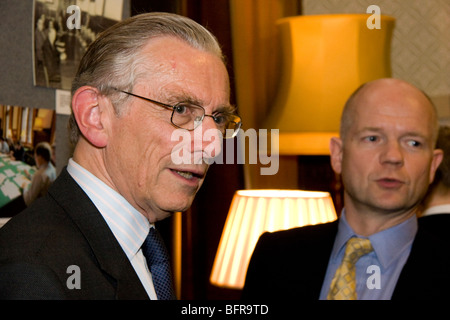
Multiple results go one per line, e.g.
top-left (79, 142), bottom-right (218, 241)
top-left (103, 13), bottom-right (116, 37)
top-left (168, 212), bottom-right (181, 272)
top-left (343, 237), bottom-right (373, 264)
top-left (141, 228), bottom-right (176, 300)
top-left (143, 228), bottom-right (170, 265)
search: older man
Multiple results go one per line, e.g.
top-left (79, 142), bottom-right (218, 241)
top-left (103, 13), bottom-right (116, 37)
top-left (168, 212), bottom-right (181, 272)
top-left (0, 12), bottom-right (240, 299)
top-left (243, 78), bottom-right (448, 300)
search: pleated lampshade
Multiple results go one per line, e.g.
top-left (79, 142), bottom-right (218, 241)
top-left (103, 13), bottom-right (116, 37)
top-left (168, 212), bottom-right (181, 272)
top-left (210, 189), bottom-right (337, 289)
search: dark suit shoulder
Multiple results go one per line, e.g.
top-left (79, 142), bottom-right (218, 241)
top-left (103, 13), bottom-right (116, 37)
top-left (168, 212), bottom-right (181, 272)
top-left (393, 213), bottom-right (450, 299)
top-left (265, 220), bottom-right (338, 239)
top-left (242, 221), bottom-right (338, 300)
top-left (0, 262), bottom-right (66, 299)
top-left (0, 191), bottom-right (86, 299)
top-left (418, 213), bottom-right (450, 229)
top-left (0, 168), bottom-right (149, 299)
top-left (0, 168), bottom-right (86, 249)
top-left (257, 220), bottom-right (338, 252)
top-left (0, 195), bottom-right (74, 261)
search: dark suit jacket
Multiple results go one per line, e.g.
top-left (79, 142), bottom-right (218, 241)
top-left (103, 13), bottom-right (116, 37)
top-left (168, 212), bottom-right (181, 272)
top-left (0, 168), bottom-right (149, 299)
top-left (242, 214), bottom-right (450, 300)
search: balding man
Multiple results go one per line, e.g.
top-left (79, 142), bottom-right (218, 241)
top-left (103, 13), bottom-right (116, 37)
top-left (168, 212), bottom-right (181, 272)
top-left (243, 78), bottom-right (449, 300)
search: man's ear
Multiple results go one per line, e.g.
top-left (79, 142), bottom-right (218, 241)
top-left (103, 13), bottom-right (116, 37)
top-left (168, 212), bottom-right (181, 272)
top-left (329, 137), bottom-right (344, 174)
top-left (72, 86), bottom-right (108, 148)
top-left (429, 148), bottom-right (444, 184)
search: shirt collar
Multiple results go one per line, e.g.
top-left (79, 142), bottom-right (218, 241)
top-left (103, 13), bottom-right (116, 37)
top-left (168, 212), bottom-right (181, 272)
top-left (67, 158), bottom-right (151, 259)
top-left (332, 210), bottom-right (417, 269)
top-left (421, 204), bottom-right (450, 217)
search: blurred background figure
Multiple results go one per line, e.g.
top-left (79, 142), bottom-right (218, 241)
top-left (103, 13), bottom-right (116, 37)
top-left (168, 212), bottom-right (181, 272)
top-left (0, 138), bottom-right (9, 154)
top-left (10, 140), bottom-right (25, 162)
top-left (420, 125), bottom-right (450, 216)
top-left (22, 142), bottom-right (56, 206)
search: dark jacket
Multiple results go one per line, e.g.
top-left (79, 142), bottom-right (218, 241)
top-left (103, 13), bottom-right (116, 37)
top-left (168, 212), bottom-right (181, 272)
top-left (242, 214), bottom-right (450, 300)
top-left (0, 168), bottom-right (149, 299)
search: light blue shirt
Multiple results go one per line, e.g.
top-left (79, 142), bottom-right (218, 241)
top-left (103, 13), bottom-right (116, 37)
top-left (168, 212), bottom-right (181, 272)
top-left (67, 158), bottom-right (157, 299)
top-left (319, 210), bottom-right (417, 300)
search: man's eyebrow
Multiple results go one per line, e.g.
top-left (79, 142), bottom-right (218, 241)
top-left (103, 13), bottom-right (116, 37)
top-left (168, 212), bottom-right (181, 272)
top-left (355, 127), bottom-right (383, 134)
top-left (168, 93), bottom-right (235, 113)
top-left (401, 131), bottom-right (428, 140)
top-left (164, 91), bottom-right (202, 105)
top-left (214, 104), bottom-right (236, 114)
top-left (357, 127), bottom-right (428, 139)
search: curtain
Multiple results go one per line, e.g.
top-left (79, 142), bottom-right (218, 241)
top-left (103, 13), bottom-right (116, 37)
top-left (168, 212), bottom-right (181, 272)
top-left (229, 0), bottom-right (301, 188)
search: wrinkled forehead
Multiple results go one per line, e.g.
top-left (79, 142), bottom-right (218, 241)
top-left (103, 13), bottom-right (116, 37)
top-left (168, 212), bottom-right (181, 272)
top-left (134, 36), bottom-right (228, 82)
top-left (131, 37), bottom-right (231, 108)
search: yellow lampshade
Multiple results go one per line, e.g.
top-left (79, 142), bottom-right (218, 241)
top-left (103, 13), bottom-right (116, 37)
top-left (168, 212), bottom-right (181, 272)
top-left (210, 189), bottom-right (337, 289)
top-left (264, 14), bottom-right (395, 151)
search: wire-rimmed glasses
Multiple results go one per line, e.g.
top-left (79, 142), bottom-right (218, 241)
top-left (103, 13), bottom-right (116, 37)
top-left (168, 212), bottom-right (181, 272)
top-left (112, 88), bottom-right (241, 139)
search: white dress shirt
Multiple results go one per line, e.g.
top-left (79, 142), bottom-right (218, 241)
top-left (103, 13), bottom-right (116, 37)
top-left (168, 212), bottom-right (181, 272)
top-left (421, 204), bottom-right (450, 216)
top-left (67, 158), bottom-right (158, 299)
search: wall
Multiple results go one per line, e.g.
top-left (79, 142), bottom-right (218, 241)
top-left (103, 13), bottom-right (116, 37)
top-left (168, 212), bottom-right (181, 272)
top-left (303, 0), bottom-right (450, 120)
top-left (0, 0), bottom-right (130, 173)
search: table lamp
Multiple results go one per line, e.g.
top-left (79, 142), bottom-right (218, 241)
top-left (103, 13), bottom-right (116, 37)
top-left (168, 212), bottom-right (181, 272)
top-left (210, 189), bottom-right (337, 289)
top-left (264, 14), bottom-right (395, 155)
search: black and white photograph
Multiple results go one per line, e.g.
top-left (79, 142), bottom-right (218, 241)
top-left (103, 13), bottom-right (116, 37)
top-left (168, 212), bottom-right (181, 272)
top-left (33, 0), bottom-right (126, 90)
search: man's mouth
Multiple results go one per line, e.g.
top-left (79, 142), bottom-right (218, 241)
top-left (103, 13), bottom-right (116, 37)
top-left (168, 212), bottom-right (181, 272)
top-left (171, 169), bottom-right (204, 181)
top-left (174, 170), bottom-right (194, 180)
top-left (376, 178), bottom-right (404, 189)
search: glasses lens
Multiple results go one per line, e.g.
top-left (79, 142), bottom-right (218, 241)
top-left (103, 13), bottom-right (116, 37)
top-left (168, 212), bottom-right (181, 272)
top-left (221, 114), bottom-right (241, 139)
top-left (172, 104), bottom-right (241, 139)
top-left (171, 103), bottom-right (205, 130)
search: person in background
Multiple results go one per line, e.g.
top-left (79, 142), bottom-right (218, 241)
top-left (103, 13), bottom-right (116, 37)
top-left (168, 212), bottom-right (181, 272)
top-left (243, 78), bottom-right (449, 300)
top-left (418, 125), bottom-right (450, 240)
top-left (22, 141), bottom-right (56, 206)
top-left (420, 125), bottom-right (450, 216)
top-left (0, 137), bottom-right (9, 154)
top-left (10, 140), bottom-right (25, 162)
top-left (0, 12), bottom-right (240, 299)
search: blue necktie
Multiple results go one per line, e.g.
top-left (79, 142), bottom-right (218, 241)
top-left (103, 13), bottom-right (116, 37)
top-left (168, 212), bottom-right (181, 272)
top-left (141, 228), bottom-right (176, 300)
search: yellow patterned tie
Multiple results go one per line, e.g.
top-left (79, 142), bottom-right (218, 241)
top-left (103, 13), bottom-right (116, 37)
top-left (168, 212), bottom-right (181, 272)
top-left (327, 237), bottom-right (373, 300)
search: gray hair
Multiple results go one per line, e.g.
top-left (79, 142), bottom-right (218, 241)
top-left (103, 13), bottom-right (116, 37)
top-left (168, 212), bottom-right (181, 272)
top-left (68, 12), bottom-right (224, 145)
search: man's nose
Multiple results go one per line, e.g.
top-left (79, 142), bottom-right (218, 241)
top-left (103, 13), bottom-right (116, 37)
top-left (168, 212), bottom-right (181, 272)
top-left (192, 117), bottom-right (223, 161)
top-left (380, 140), bottom-right (404, 166)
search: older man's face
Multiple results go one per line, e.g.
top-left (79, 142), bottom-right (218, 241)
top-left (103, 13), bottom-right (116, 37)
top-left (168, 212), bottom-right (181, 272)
top-left (105, 37), bottom-right (230, 222)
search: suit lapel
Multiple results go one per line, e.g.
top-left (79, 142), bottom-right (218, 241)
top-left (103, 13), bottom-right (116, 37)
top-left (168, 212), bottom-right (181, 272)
top-left (306, 221), bottom-right (339, 298)
top-left (48, 168), bottom-right (149, 299)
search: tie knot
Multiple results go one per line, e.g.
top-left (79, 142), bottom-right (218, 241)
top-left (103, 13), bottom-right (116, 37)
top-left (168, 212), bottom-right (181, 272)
top-left (344, 237), bottom-right (373, 263)
top-left (142, 228), bottom-right (170, 265)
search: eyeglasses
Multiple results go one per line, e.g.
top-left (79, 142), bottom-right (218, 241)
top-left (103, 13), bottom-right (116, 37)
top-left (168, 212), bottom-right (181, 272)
top-left (112, 88), bottom-right (242, 139)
